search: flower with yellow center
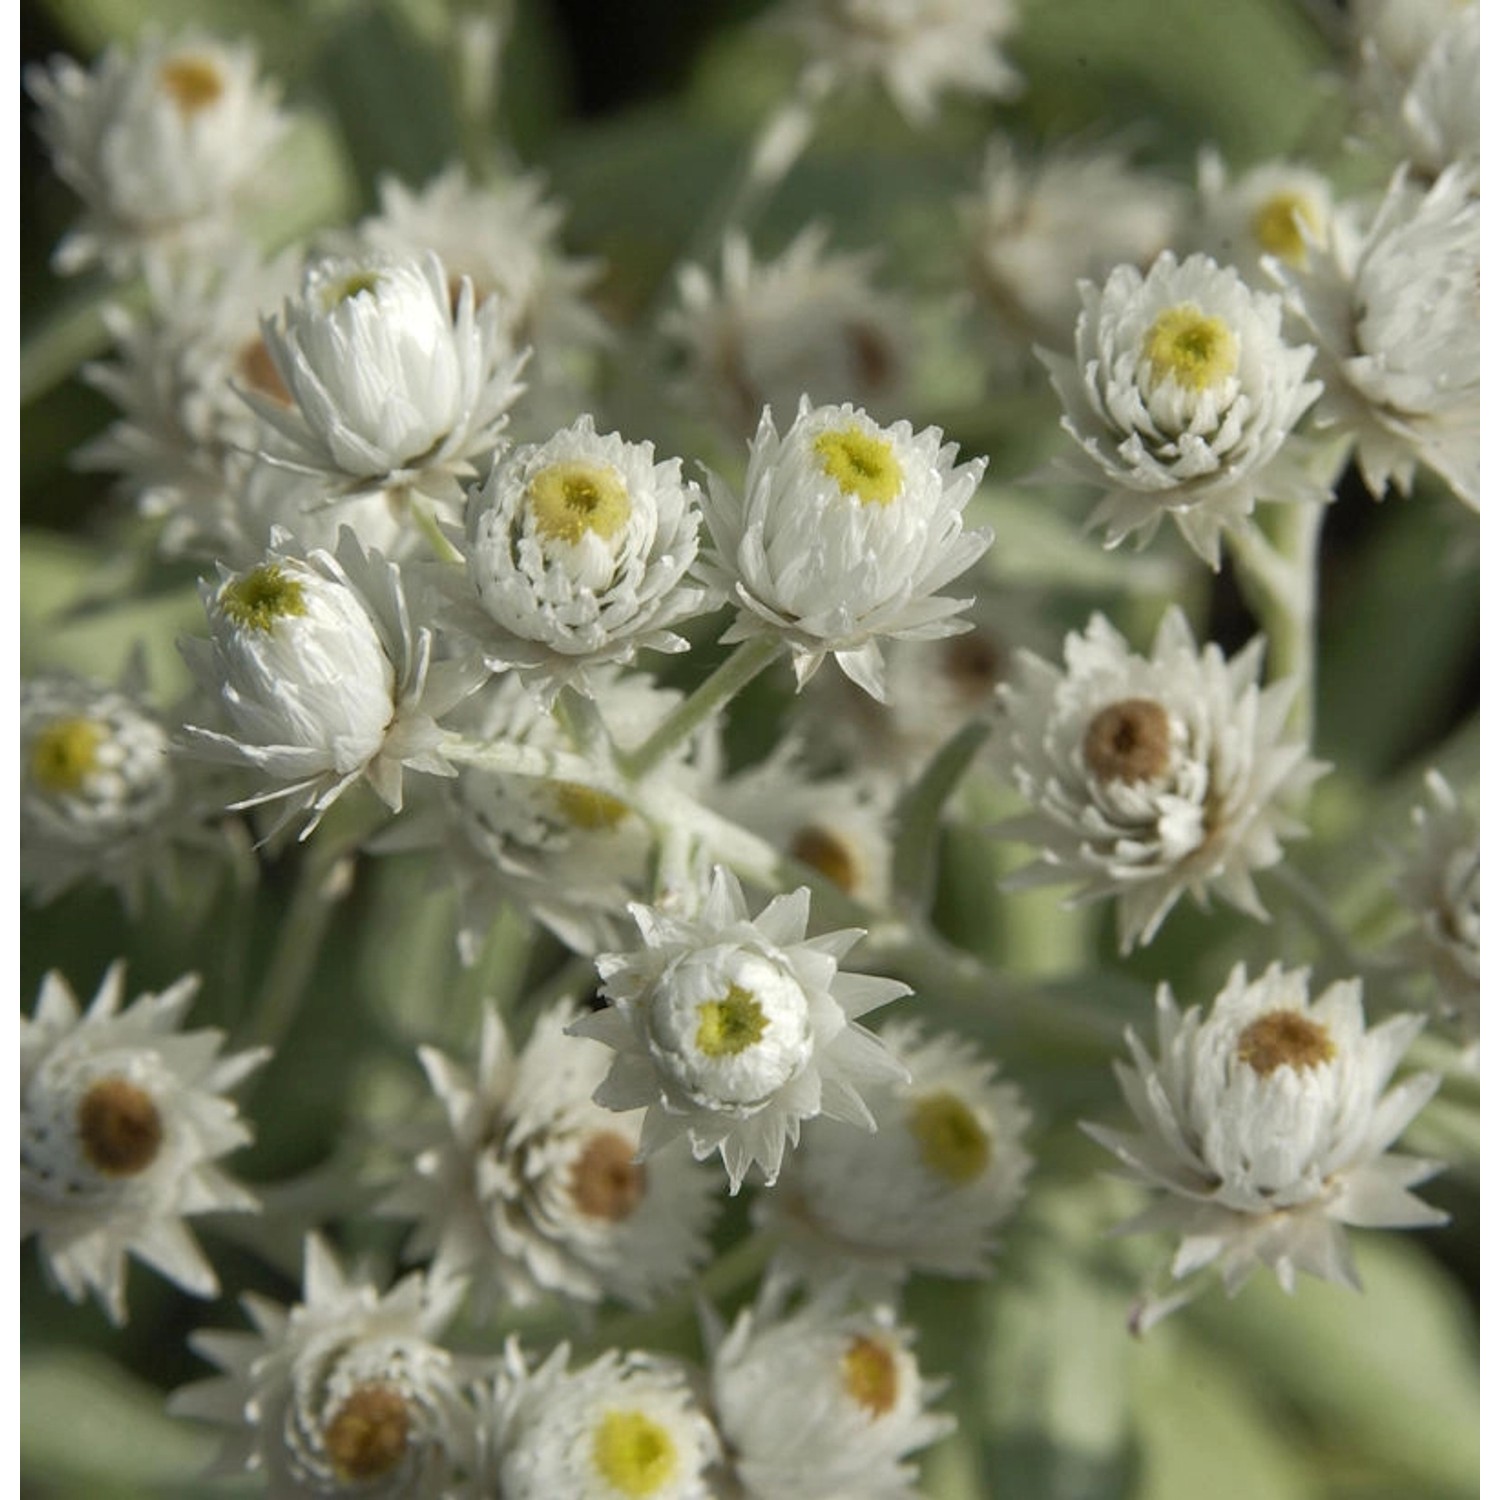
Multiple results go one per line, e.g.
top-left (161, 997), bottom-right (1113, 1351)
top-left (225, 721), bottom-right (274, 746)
top-left (1039, 250), bottom-right (1324, 568)
top-left (494, 1346), bottom-right (720, 1500)
top-left (757, 1020), bottom-right (1031, 1290)
top-left (573, 866), bottom-right (910, 1193)
top-left (1195, 151), bottom-right (1335, 281)
top-left (700, 398), bottom-right (991, 700)
top-left (458, 414), bottom-right (708, 699)
top-left (1084, 963), bottom-right (1447, 1312)
top-left (21, 963), bottom-right (266, 1325)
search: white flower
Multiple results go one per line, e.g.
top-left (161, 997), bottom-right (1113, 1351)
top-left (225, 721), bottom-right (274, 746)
top-left (383, 1001), bottom-right (719, 1313)
top-left (453, 414), bottom-right (709, 697)
top-left (708, 1290), bottom-right (953, 1500)
top-left (21, 963), bottom-right (266, 1325)
top-left (172, 1236), bottom-right (480, 1498)
top-left (181, 528), bottom-right (481, 833)
top-left (700, 398), bottom-right (991, 699)
top-left (965, 139), bottom-right (1185, 355)
top-left (20, 667), bottom-right (201, 911)
top-left (25, 32), bottom-right (290, 276)
top-left (1038, 251), bottom-right (1325, 568)
top-left (250, 251), bottom-right (526, 515)
top-left (353, 165), bottom-right (604, 417)
top-left (1194, 150), bottom-right (1337, 281)
top-left (665, 227), bottom-right (910, 437)
top-left (1393, 770), bottom-right (1478, 1038)
top-left (1269, 163), bottom-right (1479, 509)
top-left (1083, 963), bottom-right (1446, 1302)
top-left (570, 866), bottom-right (911, 1192)
top-left (760, 1020), bottom-right (1031, 1289)
top-left (994, 608), bottom-right (1324, 952)
top-left (493, 1345), bottom-right (722, 1500)
top-left (1396, 5), bottom-right (1479, 175)
top-left (781, 0), bottom-right (1023, 124)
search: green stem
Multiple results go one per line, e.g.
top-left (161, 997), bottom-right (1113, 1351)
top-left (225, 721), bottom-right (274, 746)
top-left (21, 277), bottom-right (141, 405)
top-left (619, 636), bottom-right (784, 780)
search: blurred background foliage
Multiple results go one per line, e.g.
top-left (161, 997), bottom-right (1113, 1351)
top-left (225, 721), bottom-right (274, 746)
top-left (19, 1), bottom-right (1478, 1497)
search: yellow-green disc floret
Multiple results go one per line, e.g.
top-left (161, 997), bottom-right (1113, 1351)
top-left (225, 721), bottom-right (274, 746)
top-left (813, 425), bottom-right (904, 507)
top-left (695, 984), bottom-right (771, 1058)
top-left (1143, 305), bottom-right (1239, 392)
top-left (592, 1409), bottom-right (678, 1497)
top-left (528, 461), bottom-right (632, 546)
top-left (221, 563), bottom-right (309, 632)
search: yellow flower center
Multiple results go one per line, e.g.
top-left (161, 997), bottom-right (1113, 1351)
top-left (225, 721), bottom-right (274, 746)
top-left (322, 271), bottom-right (384, 312)
top-left (1236, 1009), bottom-right (1336, 1077)
top-left (158, 55), bottom-right (225, 115)
top-left (1253, 192), bottom-right (1319, 266)
top-left (570, 1131), bottom-right (647, 1222)
top-left (592, 1409), bottom-right (678, 1497)
top-left (221, 564), bottom-right (308, 632)
top-left (1083, 698), bottom-right (1173, 785)
top-left (813, 425), bottom-right (903, 507)
top-left (1143, 305), bottom-right (1239, 392)
top-left (30, 718), bottom-right (105, 794)
top-left (553, 781), bottom-right (632, 831)
top-left (908, 1091), bottom-right (991, 1185)
top-left (528, 461), bottom-right (632, 546)
top-left (76, 1076), bottom-right (163, 1177)
top-left (790, 824), bottom-right (859, 895)
top-left (323, 1384), bottom-right (411, 1483)
top-left (840, 1336), bottom-right (900, 1416)
top-left (695, 985), bottom-right (769, 1058)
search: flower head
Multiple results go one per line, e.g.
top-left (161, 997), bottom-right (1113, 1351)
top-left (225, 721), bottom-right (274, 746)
top-left (760, 1020), bottom-right (1031, 1289)
top-left (781, 0), bottom-right (1023, 124)
top-left (383, 1001), bottom-right (719, 1313)
top-left (708, 1291), bottom-right (953, 1500)
top-left (452, 414), bottom-right (709, 698)
top-left (21, 963), bottom-right (266, 1324)
top-left (700, 398), bottom-right (991, 699)
top-left (493, 1345), bottom-right (722, 1500)
top-left (1083, 963), bottom-right (1446, 1302)
top-left (26, 32), bottom-right (289, 275)
top-left (172, 1236), bottom-right (479, 1498)
top-left (1269, 163), bottom-right (1478, 509)
top-left (181, 528), bottom-right (480, 833)
top-left (665, 227), bottom-right (910, 438)
top-left (995, 608), bottom-right (1324, 952)
top-left (1039, 251), bottom-right (1325, 568)
top-left (570, 866), bottom-right (911, 1192)
top-left (1194, 151), bottom-right (1337, 280)
top-left (250, 251), bottom-right (525, 515)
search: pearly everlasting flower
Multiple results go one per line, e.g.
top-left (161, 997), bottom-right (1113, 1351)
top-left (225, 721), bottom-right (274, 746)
top-left (965, 140), bottom-right (1185, 355)
top-left (570, 866), bottom-right (911, 1192)
top-left (780, 0), bottom-right (1023, 125)
top-left (760, 1020), bottom-right (1031, 1289)
top-left (21, 963), bottom-right (266, 1324)
top-left (708, 1291), bottom-right (953, 1500)
top-left (21, 667), bottom-right (203, 910)
top-left (1396, 5), bottom-right (1479, 175)
top-left (26, 32), bottom-right (290, 276)
top-left (1194, 150), bottom-right (1337, 281)
top-left (492, 1344), bottom-right (722, 1500)
top-left (700, 398), bottom-right (991, 699)
top-left (1393, 770), bottom-right (1478, 1037)
top-left (1269, 164), bottom-right (1479, 509)
top-left (383, 1001), bottom-right (719, 1313)
top-left (1083, 963), bottom-right (1446, 1302)
top-left (665, 227), bottom-right (910, 437)
top-left (353, 165), bottom-right (605, 420)
top-left (250, 252), bottom-right (526, 516)
top-left (995, 608), bottom-right (1324, 952)
top-left (1038, 251), bottom-right (1325, 568)
top-left (377, 669), bottom-right (690, 958)
top-left (452, 414), bottom-right (709, 697)
top-left (181, 528), bottom-right (481, 833)
top-left (172, 1236), bottom-right (480, 1498)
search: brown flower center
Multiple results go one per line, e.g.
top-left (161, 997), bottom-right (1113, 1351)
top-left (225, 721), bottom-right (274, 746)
top-left (236, 337), bottom-right (292, 405)
top-left (841, 1335), bottom-right (899, 1416)
top-left (76, 1076), bottom-right (163, 1177)
top-left (159, 56), bottom-right (226, 115)
top-left (323, 1384), bottom-right (411, 1483)
top-left (1083, 698), bottom-right (1172, 784)
top-left (570, 1131), bottom-right (646, 1221)
top-left (1236, 1009), bottom-right (1336, 1077)
top-left (790, 824), bottom-right (858, 894)
top-left (942, 632), bottom-right (1005, 701)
